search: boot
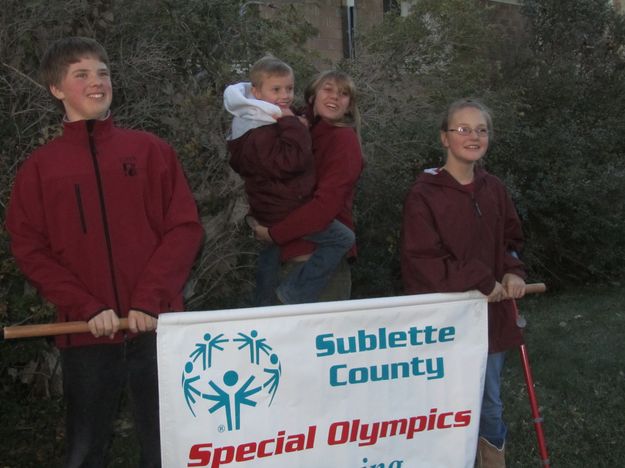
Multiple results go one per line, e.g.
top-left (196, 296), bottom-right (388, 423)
top-left (476, 436), bottom-right (505, 468)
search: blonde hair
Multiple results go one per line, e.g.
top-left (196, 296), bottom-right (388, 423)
top-left (249, 55), bottom-right (293, 88)
top-left (305, 70), bottom-right (361, 135)
top-left (441, 98), bottom-right (494, 140)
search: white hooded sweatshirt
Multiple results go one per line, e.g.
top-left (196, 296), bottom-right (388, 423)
top-left (223, 82), bottom-right (283, 140)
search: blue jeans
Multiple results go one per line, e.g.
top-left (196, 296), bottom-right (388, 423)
top-left (61, 333), bottom-right (161, 468)
top-left (276, 219), bottom-right (354, 304)
top-left (253, 244), bottom-right (281, 306)
top-left (479, 351), bottom-right (507, 449)
top-left (309, 256), bottom-right (352, 302)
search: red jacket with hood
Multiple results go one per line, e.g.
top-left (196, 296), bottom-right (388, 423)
top-left (401, 167), bottom-right (526, 353)
top-left (6, 116), bottom-right (203, 348)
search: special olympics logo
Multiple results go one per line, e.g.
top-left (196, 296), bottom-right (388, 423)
top-left (181, 330), bottom-right (282, 431)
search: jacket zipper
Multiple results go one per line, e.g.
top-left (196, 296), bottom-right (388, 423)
top-left (471, 194), bottom-right (482, 217)
top-left (74, 184), bottom-right (87, 233)
top-left (87, 120), bottom-right (123, 316)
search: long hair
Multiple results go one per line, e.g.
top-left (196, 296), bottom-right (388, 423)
top-left (305, 70), bottom-right (361, 136)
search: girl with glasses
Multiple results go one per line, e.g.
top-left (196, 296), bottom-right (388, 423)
top-left (400, 98), bottom-right (526, 468)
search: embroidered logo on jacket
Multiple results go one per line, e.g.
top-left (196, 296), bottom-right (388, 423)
top-left (123, 157), bottom-right (137, 176)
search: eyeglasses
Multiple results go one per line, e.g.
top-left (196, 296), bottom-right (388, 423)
top-left (446, 126), bottom-right (489, 138)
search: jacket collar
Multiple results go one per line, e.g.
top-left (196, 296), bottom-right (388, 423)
top-left (61, 113), bottom-right (114, 145)
top-left (420, 166), bottom-right (487, 192)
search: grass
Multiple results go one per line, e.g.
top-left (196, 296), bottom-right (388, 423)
top-left (1, 284), bottom-right (623, 466)
top-left (503, 284), bottom-right (625, 467)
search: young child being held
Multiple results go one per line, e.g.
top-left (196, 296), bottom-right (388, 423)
top-left (6, 37), bottom-right (203, 466)
top-left (400, 99), bottom-right (526, 467)
top-left (224, 56), bottom-right (354, 305)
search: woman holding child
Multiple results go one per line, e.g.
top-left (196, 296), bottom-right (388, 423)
top-left (253, 70), bottom-right (364, 300)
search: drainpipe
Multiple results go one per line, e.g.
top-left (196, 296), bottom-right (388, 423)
top-left (344, 0), bottom-right (356, 59)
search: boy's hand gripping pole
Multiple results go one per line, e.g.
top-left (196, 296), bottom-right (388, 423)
top-left (1, 318), bottom-right (130, 341)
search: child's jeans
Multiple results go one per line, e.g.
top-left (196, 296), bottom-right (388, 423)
top-left (253, 245), bottom-right (282, 306)
top-left (283, 256), bottom-right (352, 302)
top-left (61, 333), bottom-right (161, 468)
top-left (479, 351), bottom-right (507, 449)
top-left (253, 219), bottom-right (354, 306)
top-left (277, 219), bottom-right (354, 304)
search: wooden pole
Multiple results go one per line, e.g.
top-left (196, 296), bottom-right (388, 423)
top-left (2, 318), bottom-right (129, 341)
top-left (524, 282), bottom-right (546, 295)
top-left (2, 283), bottom-right (547, 341)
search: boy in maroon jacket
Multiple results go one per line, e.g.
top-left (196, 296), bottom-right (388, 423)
top-left (6, 37), bottom-right (203, 467)
top-left (225, 56), bottom-right (354, 305)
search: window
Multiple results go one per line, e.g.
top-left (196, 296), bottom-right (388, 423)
top-left (383, 0), bottom-right (417, 17)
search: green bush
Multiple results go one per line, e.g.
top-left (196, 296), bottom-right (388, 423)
top-left (350, 0), bottom-right (625, 295)
top-left (3, 0), bottom-right (625, 444)
top-left (504, 0), bottom-right (625, 284)
top-left (0, 0), bottom-right (318, 420)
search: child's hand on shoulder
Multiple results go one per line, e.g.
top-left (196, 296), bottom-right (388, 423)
top-left (279, 107), bottom-right (294, 117)
top-left (297, 115), bottom-right (310, 127)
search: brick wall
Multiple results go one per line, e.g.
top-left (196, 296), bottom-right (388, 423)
top-left (263, 0), bottom-right (531, 66)
top-left (265, 0), bottom-right (384, 65)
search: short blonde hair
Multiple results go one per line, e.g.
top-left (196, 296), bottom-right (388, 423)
top-left (249, 55), bottom-right (293, 87)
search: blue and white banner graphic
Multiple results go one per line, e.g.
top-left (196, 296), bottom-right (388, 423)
top-left (157, 292), bottom-right (488, 468)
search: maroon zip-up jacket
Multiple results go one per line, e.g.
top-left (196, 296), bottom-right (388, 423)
top-left (228, 116), bottom-right (315, 226)
top-left (6, 116), bottom-right (203, 348)
top-left (401, 167), bottom-right (526, 353)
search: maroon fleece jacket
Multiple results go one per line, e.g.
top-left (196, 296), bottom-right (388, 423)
top-left (228, 116), bottom-right (314, 226)
top-left (6, 116), bottom-right (203, 347)
top-left (401, 167), bottom-right (526, 353)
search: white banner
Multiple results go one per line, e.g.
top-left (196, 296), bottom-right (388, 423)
top-left (158, 292), bottom-right (488, 468)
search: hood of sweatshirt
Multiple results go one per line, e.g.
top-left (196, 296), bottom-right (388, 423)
top-left (418, 166), bottom-right (488, 193)
top-left (223, 82), bottom-right (282, 140)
